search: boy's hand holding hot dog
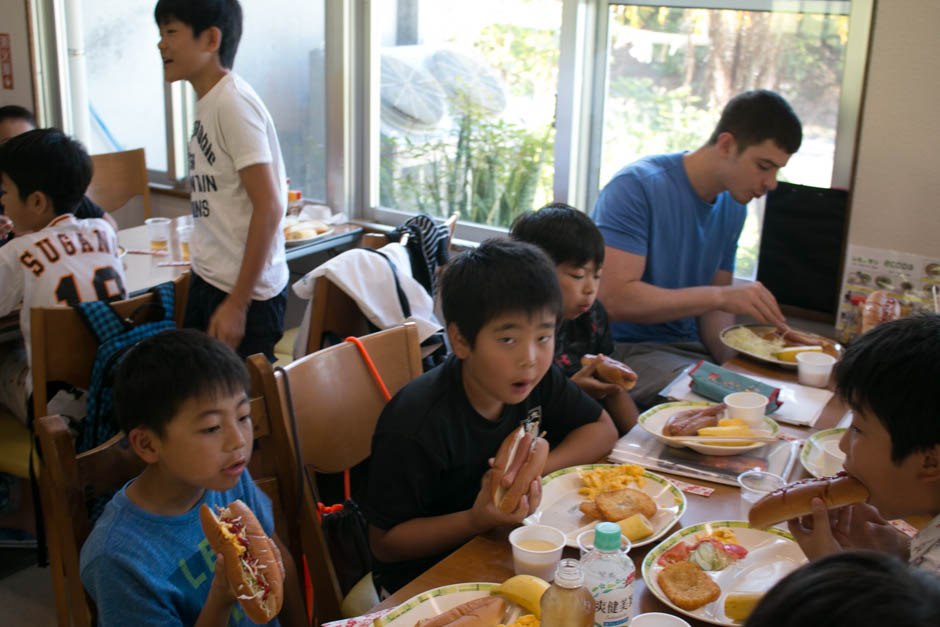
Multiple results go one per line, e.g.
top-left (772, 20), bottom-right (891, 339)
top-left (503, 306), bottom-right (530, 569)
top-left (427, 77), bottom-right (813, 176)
top-left (470, 427), bottom-right (548, 531)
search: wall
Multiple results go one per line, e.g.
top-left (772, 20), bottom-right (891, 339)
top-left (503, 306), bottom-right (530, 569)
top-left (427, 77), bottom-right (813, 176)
top-left (847, 0), bottom-right (940, 256)
top-left (0, 0), bottom-right (34, 109)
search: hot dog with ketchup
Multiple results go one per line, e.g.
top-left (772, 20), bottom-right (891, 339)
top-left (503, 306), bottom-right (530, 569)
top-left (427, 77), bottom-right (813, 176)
top-left (491, 426), bottom-right (549, 513)
top-left (200, 499), bottom-right (284, 623)
top-left (747, 472), bottom-right (869, 529)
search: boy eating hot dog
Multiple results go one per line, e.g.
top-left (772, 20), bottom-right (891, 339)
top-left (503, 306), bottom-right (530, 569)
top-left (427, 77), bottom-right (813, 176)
top-left (363, 238), bottom-right (618, 594)
top-left (786, 314), bottom-right (940, 575)
top-left (80, 330), bottom-right (305, 625)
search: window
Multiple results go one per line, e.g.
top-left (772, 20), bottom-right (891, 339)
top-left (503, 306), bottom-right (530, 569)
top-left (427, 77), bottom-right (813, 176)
top-left (595, 2), bottom-right (856, 279)
top-left (373, 0), bottom-right (562, 230)
top-left (43, 0), bottom-right (327, 199)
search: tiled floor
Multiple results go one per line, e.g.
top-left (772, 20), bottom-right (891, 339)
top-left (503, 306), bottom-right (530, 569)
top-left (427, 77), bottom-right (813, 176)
top-left (0, 549), bottom-right (57, 626)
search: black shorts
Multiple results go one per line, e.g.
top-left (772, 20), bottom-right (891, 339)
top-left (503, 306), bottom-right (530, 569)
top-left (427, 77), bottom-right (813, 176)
top-left (183, 272), bottom-right (287, 362)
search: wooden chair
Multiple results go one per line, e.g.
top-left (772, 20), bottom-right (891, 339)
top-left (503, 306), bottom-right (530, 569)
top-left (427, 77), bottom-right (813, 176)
top-left (30, 272), bottom-right (190, 419)
top-left (35, 361), bottom-right (293, 627)
top-left (247, 322), bottom-right (423, 623)
top-left (86, 148), bottom-right (152, 219)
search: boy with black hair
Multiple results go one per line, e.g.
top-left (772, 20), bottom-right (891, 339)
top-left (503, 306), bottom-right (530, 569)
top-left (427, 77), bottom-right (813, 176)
top-left (154, 0), bottom-right (289, 361)
top-left (363, 238), bottom-right (618, 593)
top-left (0, 106), bottom-right (117, 242)
top-left (80, 329), bottom-right (305, 625)
top-left (786, 314), bottom-right (940, 575)
top-left (511, 203), bottom-right (638, 434)
top-left (0, 128), bottom-right (126, 423)
top-left (594, 90), bottom-right (802, 408)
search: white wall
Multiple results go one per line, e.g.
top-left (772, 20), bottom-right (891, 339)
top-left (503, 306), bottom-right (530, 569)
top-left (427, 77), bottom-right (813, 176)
top-left (847, 0), bottom-right (940, 256)
top-left (0, 0), bottom-right (35, 109)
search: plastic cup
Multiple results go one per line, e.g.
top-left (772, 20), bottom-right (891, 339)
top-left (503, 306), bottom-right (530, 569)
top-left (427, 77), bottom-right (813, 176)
top-left (144, 217), bottom-right (171, 253)
top-left (796, 352), bottom-right (837, 388)
top-left (737, 469), bottom-right (786, 520)
top-left (508, 524), bottom-right (566, 581)
top-left (724, 391), bottom-right (769, 427)
top-left (631, 613), bottom-right (692, 627)
top-left (575, 527), bottom-right (631, 559)
top-left (176, 223), bottom-right (193, 262)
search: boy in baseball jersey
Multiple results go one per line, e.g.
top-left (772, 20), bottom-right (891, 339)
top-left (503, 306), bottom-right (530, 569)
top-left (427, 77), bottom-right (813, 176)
top-left (0, 129), bottom-right (126, 423)
top-left (155, 0), bottom-right (289, 361)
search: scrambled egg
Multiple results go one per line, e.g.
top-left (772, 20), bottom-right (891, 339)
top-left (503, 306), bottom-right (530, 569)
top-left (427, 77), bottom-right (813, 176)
top-left (696, 527), bottom-right (739, 545)
top-left (578, 464), bottom-right (646, 499)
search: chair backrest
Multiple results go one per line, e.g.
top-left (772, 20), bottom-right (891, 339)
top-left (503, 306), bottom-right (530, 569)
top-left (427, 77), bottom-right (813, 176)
top-left (36, 374), bottom-right (292, 627)
top-left (30, 272), bottom-right (190, 419)
top-left (247, 323), bottom-right (423, 622)
top-left (86, 148), bottom-right (152, 219)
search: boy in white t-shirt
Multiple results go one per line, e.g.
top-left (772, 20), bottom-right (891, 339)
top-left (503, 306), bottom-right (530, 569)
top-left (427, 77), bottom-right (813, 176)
top-left (0, 128), bottom-right (126, 423)
top-left (155, 0), bottom-right (289, 360)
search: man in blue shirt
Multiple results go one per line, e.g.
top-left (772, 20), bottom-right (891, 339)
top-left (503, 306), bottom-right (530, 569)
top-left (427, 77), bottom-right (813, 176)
top-left (592, 90), bottom-right (802, 408)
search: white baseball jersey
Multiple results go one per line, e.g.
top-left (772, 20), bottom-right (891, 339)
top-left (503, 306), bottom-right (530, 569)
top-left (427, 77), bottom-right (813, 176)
top-left (0, 214), bottom-right (127, 365)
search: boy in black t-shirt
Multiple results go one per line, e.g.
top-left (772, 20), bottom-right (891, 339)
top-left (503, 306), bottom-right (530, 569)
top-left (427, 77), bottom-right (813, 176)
top-left (363, 238), bottom-right (618, 593)
top-left (512, 203), bottom-right (639, 434)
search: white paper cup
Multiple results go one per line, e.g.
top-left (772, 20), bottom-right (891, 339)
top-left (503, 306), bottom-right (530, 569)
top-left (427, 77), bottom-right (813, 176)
top-left (631, 612), bottom-right (691, 626)
top-left (724, 391), bottom-right (769, 426)
top-left (737, 469), bottom-right (786, 520)
top-left (796, 352), bottom-right (837, 388)
top-left (508, 524), bottom-right (565, 581)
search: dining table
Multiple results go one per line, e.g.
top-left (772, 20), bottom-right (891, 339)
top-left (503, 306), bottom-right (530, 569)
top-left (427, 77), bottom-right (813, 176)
top-left (367, 354), bottom-right (852, 626)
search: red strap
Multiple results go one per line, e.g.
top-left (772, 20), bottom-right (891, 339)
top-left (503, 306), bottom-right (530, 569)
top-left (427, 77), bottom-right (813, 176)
top-left (344, 335), bottom-right (393, 402)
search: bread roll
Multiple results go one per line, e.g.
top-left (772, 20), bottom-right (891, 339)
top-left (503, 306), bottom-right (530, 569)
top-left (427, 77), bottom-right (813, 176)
top-left (747, 472), bottom-right (869, 529)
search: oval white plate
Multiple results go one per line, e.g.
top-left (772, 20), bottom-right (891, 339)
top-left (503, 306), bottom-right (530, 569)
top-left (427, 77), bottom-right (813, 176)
top-left (800, 428), bottom-right (846, 478)
top-left (373, 582), bottom-right (524, 627)
top-left (642, 521), bottom-right (806, 626)
top-left (523, 464), bottom-right (686, 549)
top-left (284, 225), bottom-right (335, 247)
top-left (720, 324), bottom-right (842, 369)
top-left (639, 402), bottom-right (779, 457)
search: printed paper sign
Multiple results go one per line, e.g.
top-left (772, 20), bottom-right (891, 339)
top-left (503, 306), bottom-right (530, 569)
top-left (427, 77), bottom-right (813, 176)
top-left (0, 34), bottom-right (13, 89)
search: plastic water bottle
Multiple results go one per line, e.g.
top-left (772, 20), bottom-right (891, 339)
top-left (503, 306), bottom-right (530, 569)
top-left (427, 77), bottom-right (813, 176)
top-left (540, 558), bottom-right (594, 627)
top-left (581, 522), bottom-right (636, 626)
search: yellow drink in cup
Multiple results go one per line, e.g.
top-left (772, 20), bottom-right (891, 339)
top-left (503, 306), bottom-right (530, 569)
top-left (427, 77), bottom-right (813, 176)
top-left (145, 218), bottom-right (172, 253)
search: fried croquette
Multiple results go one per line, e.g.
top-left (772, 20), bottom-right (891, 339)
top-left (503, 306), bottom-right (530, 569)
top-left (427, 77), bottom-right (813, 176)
top-left (658, 561), bottom-right (720, 611)
top-left (594, 487), bottom-right (657, 521)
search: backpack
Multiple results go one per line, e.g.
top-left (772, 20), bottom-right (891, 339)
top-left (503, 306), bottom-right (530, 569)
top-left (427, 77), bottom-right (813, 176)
top-left (73, 281), bottom-right (177, 454)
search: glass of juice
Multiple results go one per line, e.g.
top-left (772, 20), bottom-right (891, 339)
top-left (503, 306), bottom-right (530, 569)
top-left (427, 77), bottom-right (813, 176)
top-left (508, 524), bottom-right (565, 581)
top-left (145, 217), bottom-right (171, 253)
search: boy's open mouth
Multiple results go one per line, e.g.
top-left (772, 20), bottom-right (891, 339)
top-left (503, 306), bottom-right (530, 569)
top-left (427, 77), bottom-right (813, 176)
top-left (222, 459), bottom-right (246, 475)
top-left (511, 380), bottom-right (531, 393)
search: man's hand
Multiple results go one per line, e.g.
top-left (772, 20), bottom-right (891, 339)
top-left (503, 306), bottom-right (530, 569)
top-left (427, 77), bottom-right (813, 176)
top-left (469, 470), bottom-right (541, 534)
top-left (718, 281), bottom-right (785, 326)
top-left (571, 360), bottom-right (623, 400)
top-left (208, 296), bottom-right (248, 350)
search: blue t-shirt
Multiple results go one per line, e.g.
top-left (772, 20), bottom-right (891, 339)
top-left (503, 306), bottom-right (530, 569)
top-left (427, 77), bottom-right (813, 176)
top-left (592, 152), bottom-right (746, 343)
top-left (80, 470), bottom-right (279, 626)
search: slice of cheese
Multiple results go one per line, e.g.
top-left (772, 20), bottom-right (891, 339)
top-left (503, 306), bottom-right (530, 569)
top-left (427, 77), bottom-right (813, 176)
top-left (617, 513), bottom-right (654, 542)
top-left (724, 591), bottom-right (764, 622)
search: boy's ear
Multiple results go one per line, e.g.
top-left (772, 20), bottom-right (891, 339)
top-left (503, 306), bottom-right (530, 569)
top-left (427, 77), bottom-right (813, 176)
top-left (715, 131), bottom-right (738, 158)
top-left (447, 322), bottom-right (472, 359)
top-left (128, 426), bottom-right (161, 464)
top-left (198, 25), bottom-right (222, 55)
top-left (26, 189), bottom-right (51, 215)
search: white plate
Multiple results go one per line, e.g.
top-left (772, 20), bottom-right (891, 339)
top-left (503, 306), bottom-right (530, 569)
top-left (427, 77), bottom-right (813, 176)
top-left (642, 521), bottom-right (807, 626)
top-left (284, 226), bottom-right (334, 247)
top-left (372, 582), bottom-right (526, 626)
top-left (720, 324), bottom-right (842, 369)
top-left (523, 464), bottom-right (686, 549)
top-left (639, 402), bottom-right (779, 457)
top-left (800, 428), bottom-right (846, 478)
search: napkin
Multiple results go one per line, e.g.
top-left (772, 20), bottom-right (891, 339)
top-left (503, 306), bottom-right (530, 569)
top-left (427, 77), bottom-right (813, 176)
top-left (687, 361), bottom-right (783, 413)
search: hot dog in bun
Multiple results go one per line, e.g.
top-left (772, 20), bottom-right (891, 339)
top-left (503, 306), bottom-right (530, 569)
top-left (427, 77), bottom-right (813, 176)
top-left (492, 427), bottom-right (549, 513)
top-left (199, 500), bottom-right (284, 623)
top-left (747, 472), bottom-right (869, 529)
top-left (416, 596), bottom-right (507, 626)
top-left (581, 353), bottom-right (638, 390)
